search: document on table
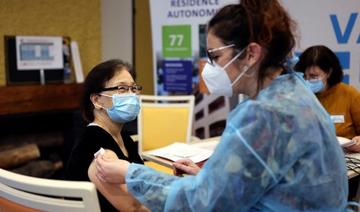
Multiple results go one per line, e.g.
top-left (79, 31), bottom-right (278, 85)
top-left (191, 139), bottom-right (219, 151)
top-left (146, 142), bottom-right (214, 163)
top-left (337, 136), bottom-right (356, 147)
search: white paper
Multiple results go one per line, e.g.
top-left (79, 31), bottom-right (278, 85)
top-left (191, 140), bottom-right (219, 151)
top-left (337, 136), bottom-right (356, 147)
top-left (146, 142), bottom-right (214, 163)
top-left (94, 147), bottom-right (105, 158)
top-left (70, 41), bottom-right (84, 83)
top-left (16, 36), bottom-right (64, 70)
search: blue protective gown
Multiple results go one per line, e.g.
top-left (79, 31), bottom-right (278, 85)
top-left (126, 73), bottom-right (348, 211)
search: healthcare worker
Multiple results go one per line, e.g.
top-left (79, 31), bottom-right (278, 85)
top-left (95, 0), bottom-right (348, 211)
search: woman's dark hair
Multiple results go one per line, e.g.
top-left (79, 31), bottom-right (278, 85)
top-left (294, 45), bottom-right (343, 88)
top-left (81, 59), bottom-right (135, 123)
top-left (208, 0), bottom-right (296, 92)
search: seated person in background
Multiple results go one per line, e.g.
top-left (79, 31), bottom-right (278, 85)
top-left (295, 45), bottom-right (360, 200)
top-left (65, 59), bottom-right (144, 211)
top-left (294, 45), bottom-right (360, 152)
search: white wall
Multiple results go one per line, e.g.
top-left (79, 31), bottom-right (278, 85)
top-left (281, 0), bottom-right (360, 89)
top-left (101, 0), bottom-right (133, 63)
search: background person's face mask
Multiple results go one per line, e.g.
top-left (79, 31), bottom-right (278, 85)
top-left (100, 93), bottom-right (140, 123)
top-left (306, 78), bottom-right (325, 93)
top-left (202, 47), bottom-right (247, 96)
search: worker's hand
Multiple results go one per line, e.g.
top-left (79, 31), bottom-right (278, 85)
top-left (172, 159), bottom-right (200, 176)
top-left (95, 151), bottom-right (129, 184)
top-left (347, 136), bottom-right (360, 152)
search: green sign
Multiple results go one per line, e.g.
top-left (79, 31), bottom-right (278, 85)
top-left (162, 25), bottom-right (191, 58)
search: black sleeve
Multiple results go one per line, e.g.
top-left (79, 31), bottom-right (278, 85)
top-left (121, 130), bottom-right (144, 165)
top-left (65, 127), bottom-right (107, 181)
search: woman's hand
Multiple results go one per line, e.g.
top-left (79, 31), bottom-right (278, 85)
top-left (95, 150), bottom-right (130, 184)
top-left (347, 136), bottom-right (360, 152)
top-left (172, 159), bottom-right (200, 176)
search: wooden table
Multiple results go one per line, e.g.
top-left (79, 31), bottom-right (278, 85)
top-left (0, 83), bottom-right (83, 115)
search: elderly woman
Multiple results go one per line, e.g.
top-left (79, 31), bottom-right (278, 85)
top-left (65, 59), bottom-right (146, 211)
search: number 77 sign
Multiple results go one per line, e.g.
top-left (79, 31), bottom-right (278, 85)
top-left (162, 25), bottom-right (192, 58)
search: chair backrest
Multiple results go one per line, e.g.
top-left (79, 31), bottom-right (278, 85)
top-left (0, 168), bottom-right (100, 212)
top-left (138, 95), bottom-right (195, 153)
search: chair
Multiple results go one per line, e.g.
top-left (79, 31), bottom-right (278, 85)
top-left (0, 168), bottom-right (100, 212)
top-left (137, 95), bottom-right (195, 173)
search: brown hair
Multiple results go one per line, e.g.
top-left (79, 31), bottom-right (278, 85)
top-left (294, 45), bottom-right (343, 88)
top-left (208, 0), bottom-right (296, 92)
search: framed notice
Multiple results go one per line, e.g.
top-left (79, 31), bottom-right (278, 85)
top-left (4, 36), bottom-right (71, 85)
top-left (16, 36), bottom-right (63, 70)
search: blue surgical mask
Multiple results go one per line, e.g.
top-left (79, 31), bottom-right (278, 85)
top-left (306, 79), bottom-right (325, 93)
top-left (100, 93), bottom-right (140, 123)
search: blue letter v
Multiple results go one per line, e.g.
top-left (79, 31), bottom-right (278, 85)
top-left (330, 13), bottom-right (358, 44)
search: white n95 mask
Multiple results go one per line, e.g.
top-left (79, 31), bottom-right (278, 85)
top-left (202, 48), bottom-right (248, 96)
